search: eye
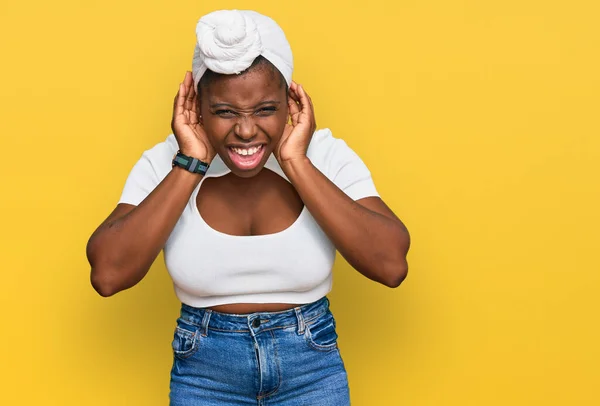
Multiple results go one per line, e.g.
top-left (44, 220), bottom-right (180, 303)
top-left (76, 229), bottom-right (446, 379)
top-left (215, 109), bottom-right (236, 118)
top-left (255, 106), bottom-right (277, 116)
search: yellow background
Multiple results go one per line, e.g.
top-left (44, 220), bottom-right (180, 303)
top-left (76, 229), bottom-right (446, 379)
top-left (1, 0), bottom-right (598, 404)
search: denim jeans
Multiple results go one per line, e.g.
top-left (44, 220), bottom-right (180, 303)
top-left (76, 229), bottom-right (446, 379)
top-left (169, 296), bottom-right (350, 405)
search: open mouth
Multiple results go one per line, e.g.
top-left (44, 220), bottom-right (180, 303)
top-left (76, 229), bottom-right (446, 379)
top-left (227, 144), bottom-right (266, 171)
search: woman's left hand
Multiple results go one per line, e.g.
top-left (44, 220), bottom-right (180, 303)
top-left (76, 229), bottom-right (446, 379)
top-left (275, 81), bottom-right (317, 165)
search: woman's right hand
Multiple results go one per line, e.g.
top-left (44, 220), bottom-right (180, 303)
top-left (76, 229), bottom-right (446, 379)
top-left (171, 71), bottom-right (215, 163)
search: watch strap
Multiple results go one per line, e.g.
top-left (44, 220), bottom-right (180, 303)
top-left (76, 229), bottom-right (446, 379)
top-left (172, 151), bottom-right (210, 175)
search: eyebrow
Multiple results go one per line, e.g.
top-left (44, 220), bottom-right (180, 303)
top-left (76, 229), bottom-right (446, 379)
top-left (210, 100), bottom-right (281, 109)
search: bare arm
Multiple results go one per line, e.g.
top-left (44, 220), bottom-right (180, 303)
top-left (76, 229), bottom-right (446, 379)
top-left (277, 82), bottom-right (410, 288)
top-left (87, 71), bottom-right (215, 297)
top-left (282, 158), bottom-right (410, 288)
top-left (86, 168), bottom-right (201, 296)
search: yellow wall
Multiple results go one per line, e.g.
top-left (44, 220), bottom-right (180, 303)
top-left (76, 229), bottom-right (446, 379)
top-left (1, 0), bottom-right (598, 404)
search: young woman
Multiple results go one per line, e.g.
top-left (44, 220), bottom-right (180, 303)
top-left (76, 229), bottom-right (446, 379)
top-left (87, 9), bottom-right (410, 405)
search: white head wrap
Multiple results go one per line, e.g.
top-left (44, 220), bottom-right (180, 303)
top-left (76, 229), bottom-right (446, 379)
top-left (192, 10), bottom-right (293, 91)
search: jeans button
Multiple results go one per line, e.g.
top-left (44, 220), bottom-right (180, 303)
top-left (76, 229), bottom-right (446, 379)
top-left (252, 318), bottom-right (261, 328)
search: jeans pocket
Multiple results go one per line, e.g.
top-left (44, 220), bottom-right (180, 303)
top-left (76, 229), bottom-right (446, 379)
top-left (172, 318), bottom-right (200, 359)
top-left (304, 311), bottom-right (339, 352)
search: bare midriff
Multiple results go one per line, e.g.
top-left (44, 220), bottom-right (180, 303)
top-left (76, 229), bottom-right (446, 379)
top-left (207, 302), bottom-right (300, 314)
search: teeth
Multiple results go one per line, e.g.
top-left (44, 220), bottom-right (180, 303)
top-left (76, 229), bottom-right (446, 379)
top-left (232, 145), bottom-right (262, 156)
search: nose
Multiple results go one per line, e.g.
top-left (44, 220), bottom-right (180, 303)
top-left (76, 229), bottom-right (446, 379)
top-left (234, 116), bottom-right (257, 140)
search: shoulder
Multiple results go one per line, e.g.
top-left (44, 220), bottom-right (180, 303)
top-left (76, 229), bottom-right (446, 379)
top-left (137, 134), bottom-right (180, 179)
top-left (306, 128), bottom-right (339, 156)
top-left (142, 133), bottom-right (179, 162)
top-left (118, 134), bottom-right (179, 205)
top-left (306, 128), bottom-right (368, 177)
top-left (306, 128), bottom-right (379, 200)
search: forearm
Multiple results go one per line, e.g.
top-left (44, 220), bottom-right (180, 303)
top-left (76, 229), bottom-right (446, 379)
top-left (87, 167), bottom-right (202, 296)
top-left (282, 158), bottom-right (409, 287)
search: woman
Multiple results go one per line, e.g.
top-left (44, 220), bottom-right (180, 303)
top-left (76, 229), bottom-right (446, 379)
top-left (87, 9), bottom-right (410, 405)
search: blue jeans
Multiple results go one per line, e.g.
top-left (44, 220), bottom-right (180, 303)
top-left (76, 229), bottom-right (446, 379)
top-left (169, 296), bottom-right (350, 405)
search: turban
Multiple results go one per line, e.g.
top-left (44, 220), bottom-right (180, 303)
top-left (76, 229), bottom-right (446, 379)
top-left (192, 10), bottom-right (293, 90)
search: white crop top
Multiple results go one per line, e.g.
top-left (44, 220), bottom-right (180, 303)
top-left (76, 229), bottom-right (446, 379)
top-left (118, 128), bottom-right (379, 307)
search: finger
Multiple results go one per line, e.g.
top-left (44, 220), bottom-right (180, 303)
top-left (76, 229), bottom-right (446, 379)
top-left (288, 90), bottom-right (301, 119)
top-left (174, 83), bottom-right (186, 117)
top-left (288, 82), bottom-right (300, 113)
top-left (185, 76), bottom-right (196, 112)
top-left (296, 84), bottom-right (316, 132)
top-left (296, 84), bottom-right (313, 118)
top-left (174, 71), bottom-right (188, 101)
top-left (183, 71), bottom-right (196, 110)
top-left (288, 82), bottom-right (300, 103)
top-left (301, 84), bottom-right (314, 111)
top-left (183, 71), bottom-right (193, 89)
top-left (299, 84), bottom-right (316, 129)
top-left (288, 96), bottom-right (300, 126)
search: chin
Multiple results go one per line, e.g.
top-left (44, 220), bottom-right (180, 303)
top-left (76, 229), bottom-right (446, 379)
top-left (230, 165), bottom-right (265, 178)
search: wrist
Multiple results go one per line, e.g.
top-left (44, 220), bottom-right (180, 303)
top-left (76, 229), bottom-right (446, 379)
top-left (172, 150), bottom-right (211, 176)
top-left (280, 156), bottom-right (312, 175)
top-left (179, 149), bottom-right (214, 165)
top-left (179, 148), bottom-right (214, 165)
top-left (171, 165), bottom-right (204, 183)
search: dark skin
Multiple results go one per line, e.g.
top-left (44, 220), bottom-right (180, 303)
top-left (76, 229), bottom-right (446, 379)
top-left (86, 64), bottom-right (410, 314)
top-left (197, 66), bottom-right (306, 313)
top-left (199, 66), bottom-right (410, 313)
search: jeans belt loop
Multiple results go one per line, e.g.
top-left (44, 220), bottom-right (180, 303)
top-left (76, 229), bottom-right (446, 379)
top-left (200, 309), bottom-right (212, 337)
top-left (294, 307), bottom-right (305, 335)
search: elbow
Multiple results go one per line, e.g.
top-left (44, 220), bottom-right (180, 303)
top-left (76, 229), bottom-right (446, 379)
top-left (384, 231), bottom-right (410, 288)
top-left (87, 240), bottom-right (123, 297)
top-left (382, 260), bottom-right (408, 288)
top-left (90, 269), bottom-right (120, 297)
